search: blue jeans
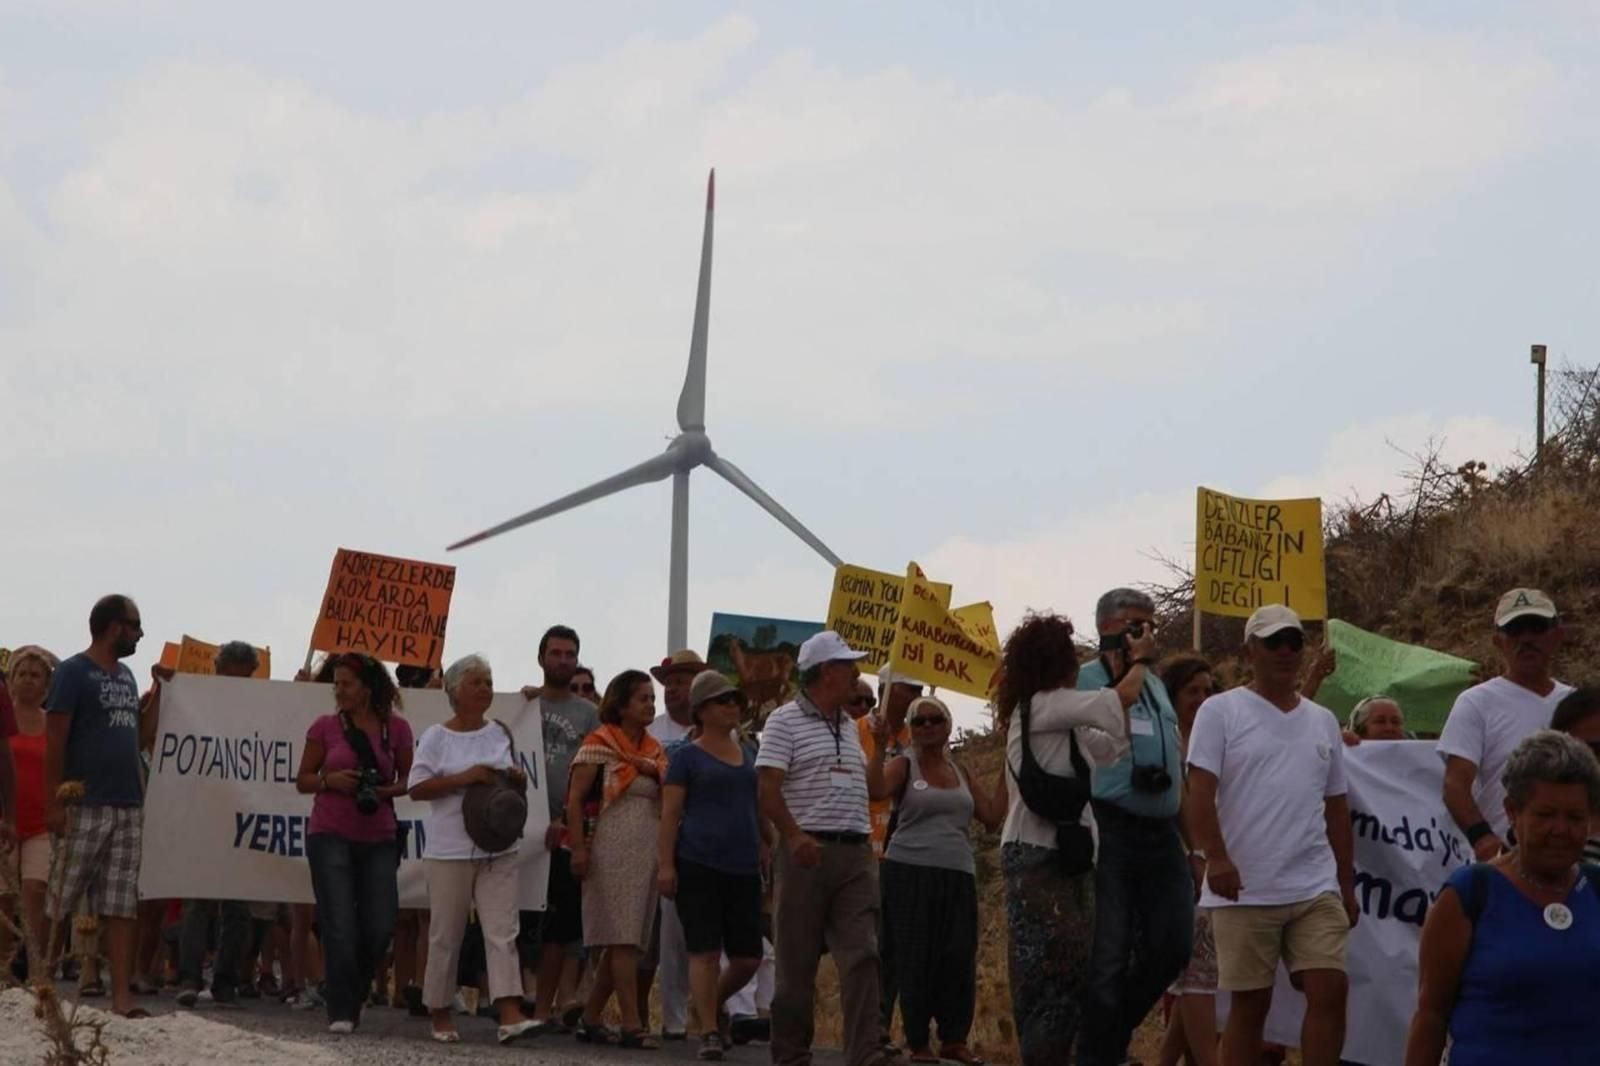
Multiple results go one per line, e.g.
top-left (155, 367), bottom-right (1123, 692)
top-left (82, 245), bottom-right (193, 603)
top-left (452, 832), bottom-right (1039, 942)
top-left (306, 833), bottom-right (399, 1025)
top-left (1077, 803), bottom-right (1194, 1066)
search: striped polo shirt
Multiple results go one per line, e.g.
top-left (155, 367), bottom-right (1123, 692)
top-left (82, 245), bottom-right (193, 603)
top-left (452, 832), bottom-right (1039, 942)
top-left (756, 694), bottom-right (871, 836)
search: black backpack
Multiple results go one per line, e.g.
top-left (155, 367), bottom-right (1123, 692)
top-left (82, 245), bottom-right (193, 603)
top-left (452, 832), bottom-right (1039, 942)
top-left (1008, 695), bottom-right (1096, 874)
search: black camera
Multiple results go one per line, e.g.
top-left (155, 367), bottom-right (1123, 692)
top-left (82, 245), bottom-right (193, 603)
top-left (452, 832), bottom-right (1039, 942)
top-left (1098, 620), bottom-right (1152, 654)
top-left (354, 767), bottom-right (382, 815)
top-left (1130, 764), bottom-right (1173, 794)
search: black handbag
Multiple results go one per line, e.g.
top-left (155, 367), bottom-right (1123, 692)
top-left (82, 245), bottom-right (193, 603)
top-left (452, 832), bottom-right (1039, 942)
top-left (1009, 696), bottom-right (1096, 875)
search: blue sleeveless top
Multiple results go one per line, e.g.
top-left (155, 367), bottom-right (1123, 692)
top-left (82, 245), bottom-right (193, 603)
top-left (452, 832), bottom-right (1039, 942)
top-left (1446, 863), bottom-right (1600, 1064)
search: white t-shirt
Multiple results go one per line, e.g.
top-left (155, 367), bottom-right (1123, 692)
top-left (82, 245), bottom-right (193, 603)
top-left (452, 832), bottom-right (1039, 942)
top-left (1186, 688), bottom-right (1347, 908)
top-left (1436, 676), bottom-right (1573, 839)
top-left (407, 721), bottom-right (519, 860)
top-left (648, 714), bottom-right (693, 747)
top-left (1001, 688), bottom-right (1127, 850)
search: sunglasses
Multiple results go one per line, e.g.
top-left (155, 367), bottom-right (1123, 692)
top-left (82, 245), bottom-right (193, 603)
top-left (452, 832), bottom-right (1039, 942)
top-left (1260, 630), bottom-right (1304, 653)
top-left (1501, 616), bottom-right (1555, 638)
top-left (573, 683), bottom-right (597, 695)
top-left (909, 715), bottom-right (947, 727)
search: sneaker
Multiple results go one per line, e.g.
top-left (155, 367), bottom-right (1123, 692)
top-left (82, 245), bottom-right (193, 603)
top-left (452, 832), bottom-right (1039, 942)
top-left (176, 988), bottom-right (199, 1009)
top-left (699, 1033), bottom-right (726, 1061)
top-left (328, 1020), bottom-right (355, 1035)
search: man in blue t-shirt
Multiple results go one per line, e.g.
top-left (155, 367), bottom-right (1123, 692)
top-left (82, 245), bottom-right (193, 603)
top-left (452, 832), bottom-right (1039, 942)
top-left (45, 594), bottom-right (152, 1019)
top-left (1076, 587), bottom-right (1193, 1066)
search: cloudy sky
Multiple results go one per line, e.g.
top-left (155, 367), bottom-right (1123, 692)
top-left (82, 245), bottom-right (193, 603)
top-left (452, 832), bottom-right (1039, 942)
top-left (4, 2), bottom-right (1595, 724)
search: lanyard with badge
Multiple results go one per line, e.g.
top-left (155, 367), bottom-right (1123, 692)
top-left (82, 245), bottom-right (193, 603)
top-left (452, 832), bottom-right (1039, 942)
top-left (821, 704), bottom-right (852, 775)
top-left (1102, 656), bottom-right (1174, 795)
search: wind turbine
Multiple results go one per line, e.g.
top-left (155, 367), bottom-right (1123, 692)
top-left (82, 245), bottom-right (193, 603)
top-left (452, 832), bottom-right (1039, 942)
top-left (448, 170), bottom-right (844, 652)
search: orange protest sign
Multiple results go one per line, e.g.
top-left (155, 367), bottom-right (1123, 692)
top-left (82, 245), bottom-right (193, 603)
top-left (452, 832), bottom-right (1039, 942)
top-left (159, 642), bottom-right (180, 671)
top-left (175, 635), bottom-right (271, 678)
top-left (310, 548), bottom-right (456, 669)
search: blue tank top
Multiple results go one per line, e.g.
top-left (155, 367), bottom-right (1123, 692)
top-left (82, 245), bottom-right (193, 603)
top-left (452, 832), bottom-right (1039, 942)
top-left (1446, 863), bottom-right (1600, 1064)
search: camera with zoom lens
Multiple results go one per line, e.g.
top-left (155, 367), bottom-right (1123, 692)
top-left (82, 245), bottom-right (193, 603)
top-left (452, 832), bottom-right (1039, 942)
top-left (354, 767), bottom-right (382, 815)
top-left (1130, 764), bottom-right (1173, 794)
top-left (1098, 620), bottom-right (1152, 653)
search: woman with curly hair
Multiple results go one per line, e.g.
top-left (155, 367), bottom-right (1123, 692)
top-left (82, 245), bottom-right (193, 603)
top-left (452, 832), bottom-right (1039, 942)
top-left (995, 612), bottom-right (1152, 1066)
top-left (293, 653), bottom-right (414, 1034)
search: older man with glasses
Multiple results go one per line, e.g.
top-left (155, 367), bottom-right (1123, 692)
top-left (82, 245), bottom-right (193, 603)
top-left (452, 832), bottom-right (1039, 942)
top-left (1439, 588), bottom-right (1575, 862)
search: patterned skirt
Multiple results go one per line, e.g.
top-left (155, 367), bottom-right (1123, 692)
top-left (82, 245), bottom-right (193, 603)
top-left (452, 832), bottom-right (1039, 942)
top-left (1002, 842), bottom-right (1095, 1066)
top-left (1169, 907), bottom-right (1219, 996)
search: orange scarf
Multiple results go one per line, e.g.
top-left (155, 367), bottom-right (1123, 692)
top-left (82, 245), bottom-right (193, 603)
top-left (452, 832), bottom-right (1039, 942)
top-left (572, 724), bottom-right (667, 814)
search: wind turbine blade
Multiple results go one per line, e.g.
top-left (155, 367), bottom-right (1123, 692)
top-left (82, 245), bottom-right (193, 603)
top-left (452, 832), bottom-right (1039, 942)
top-left (708, 454), bottom-right (843, 567)
top-left (449, 450), bottom-right (679, 551)
top-left (675, 169), bottom-right (714, 432)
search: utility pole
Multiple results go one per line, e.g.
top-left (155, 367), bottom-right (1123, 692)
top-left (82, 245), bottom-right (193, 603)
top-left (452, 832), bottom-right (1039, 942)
top-left (1531, 344), bottom-right (1547, 455)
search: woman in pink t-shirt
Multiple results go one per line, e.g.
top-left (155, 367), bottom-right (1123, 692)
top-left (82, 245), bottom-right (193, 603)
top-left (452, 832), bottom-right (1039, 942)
top-left (293, 654), bottom-right (413, 1034)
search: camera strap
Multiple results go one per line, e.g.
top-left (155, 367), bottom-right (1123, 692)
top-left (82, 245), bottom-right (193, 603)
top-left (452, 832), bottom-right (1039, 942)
top-left (338, 711), bottom-right (392, 783)
top-left (1099, 655), bottom-right (1171, 780)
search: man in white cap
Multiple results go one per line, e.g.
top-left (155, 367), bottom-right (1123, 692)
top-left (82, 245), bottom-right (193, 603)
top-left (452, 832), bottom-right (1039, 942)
top-left (1438, 588), bottom-right (1572, 862)
top-left (757, 630), bottom-right (888, 1066)
top-left (1186, 604), bottom-right (1356, 1066)
top-left (856, 666), bottom-right (922, 1051)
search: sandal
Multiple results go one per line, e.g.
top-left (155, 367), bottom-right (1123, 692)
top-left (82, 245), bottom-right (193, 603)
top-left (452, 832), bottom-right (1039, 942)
top-left (78, 981), bottom-right (106, 998)
top-left (619, 1028), bottom-right (660, 1050)
top-left (939, 1044), bottom-right (986, 1065)
top-left (699, 1032), bottom-right (727, 1061)
top-left (576, 1020), bottom-right (616, 1045)
top-left (561, 1003), bottom-right (585, 1029)
top-left (431, 1028), bottom-right (462, 1044)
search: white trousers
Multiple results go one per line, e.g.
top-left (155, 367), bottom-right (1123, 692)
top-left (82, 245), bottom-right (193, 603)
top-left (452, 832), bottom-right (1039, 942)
top-left (724, 937), bottom-right (776, 1017)
top-left (658, 897), bottom-right (690, 1032)
top-left (423, 856), bottom-right (522, 1010)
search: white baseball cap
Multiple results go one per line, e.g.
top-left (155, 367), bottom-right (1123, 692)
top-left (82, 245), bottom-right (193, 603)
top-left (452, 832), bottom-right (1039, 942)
top-left (1244, 604), bottom-right (1303, 642)
top-left (797, 631), bottom-right (869, 672)
top-left (1495, 588), bottom-right (1558, 628)
top-left (876, 667), bottom-right (924, 692)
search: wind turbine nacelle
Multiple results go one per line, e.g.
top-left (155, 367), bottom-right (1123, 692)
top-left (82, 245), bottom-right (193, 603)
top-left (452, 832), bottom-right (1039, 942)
top-left (668, 431), bottom-right (715, 468)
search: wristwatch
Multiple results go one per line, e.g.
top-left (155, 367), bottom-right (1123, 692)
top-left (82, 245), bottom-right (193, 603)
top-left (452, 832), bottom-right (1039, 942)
top-left (1189, 849), bottom-right (1208, 863)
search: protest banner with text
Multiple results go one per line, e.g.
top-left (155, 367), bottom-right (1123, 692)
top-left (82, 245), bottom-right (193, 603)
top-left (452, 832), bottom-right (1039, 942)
top-left (176, 635), bottom-right (272, 679)
top-left (888, 564), bottom-right (1000, 699)
top-left (1195, 487), bottom-right (1326, 619)
top-left (310, 548), bottom-right (456, 669)
top-left (141, 675), bottom-right (549, 910)
top-left (826, 564), bottom-right (951, 672)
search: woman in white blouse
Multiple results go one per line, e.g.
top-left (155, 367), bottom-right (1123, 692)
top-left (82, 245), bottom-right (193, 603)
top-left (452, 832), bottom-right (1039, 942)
top-left (407, 654), bottom-right (537, 1046)
top-left (994, 612), bottom-right (1151, 1066)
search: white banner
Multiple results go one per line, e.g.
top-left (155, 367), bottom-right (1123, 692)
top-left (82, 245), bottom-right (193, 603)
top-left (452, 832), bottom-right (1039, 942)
top-left (1239, 740), bottom-right (1467, 1066)
top-left (140, 675), bottom-right (550, 910)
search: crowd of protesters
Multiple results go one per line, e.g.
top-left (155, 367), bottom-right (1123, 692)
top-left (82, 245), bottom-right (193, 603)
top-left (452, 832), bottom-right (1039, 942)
top-left (3, 585), bottom-right (1600, 1066)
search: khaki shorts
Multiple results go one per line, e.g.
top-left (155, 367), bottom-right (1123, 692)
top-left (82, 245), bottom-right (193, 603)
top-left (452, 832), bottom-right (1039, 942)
top-left (1211, 891), bottom-right (1350, 991)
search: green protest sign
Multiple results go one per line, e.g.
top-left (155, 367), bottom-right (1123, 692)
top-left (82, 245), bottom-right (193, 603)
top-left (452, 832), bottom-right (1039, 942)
top-left (1318, 619), bottom-right (1478, 735)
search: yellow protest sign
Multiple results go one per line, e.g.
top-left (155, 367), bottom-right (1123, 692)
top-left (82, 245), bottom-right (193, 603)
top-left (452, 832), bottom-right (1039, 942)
top-left (176, 635), bottom-right (272, 679)
top-left (0, 648), bottom-right (10, 675)
top-left (826, 564), bottom-right (951, 672)
top-left (951, 602), bottom-right (1001, 654)
top-left (1195, 487), bottom-right (1327, 619)
top-left (889, 564), bottom-right (1000, 699)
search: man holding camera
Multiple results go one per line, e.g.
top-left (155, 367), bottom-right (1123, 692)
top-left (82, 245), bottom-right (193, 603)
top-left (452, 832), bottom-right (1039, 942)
top-left (1075, 588), bottom-right (1190, 1066)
